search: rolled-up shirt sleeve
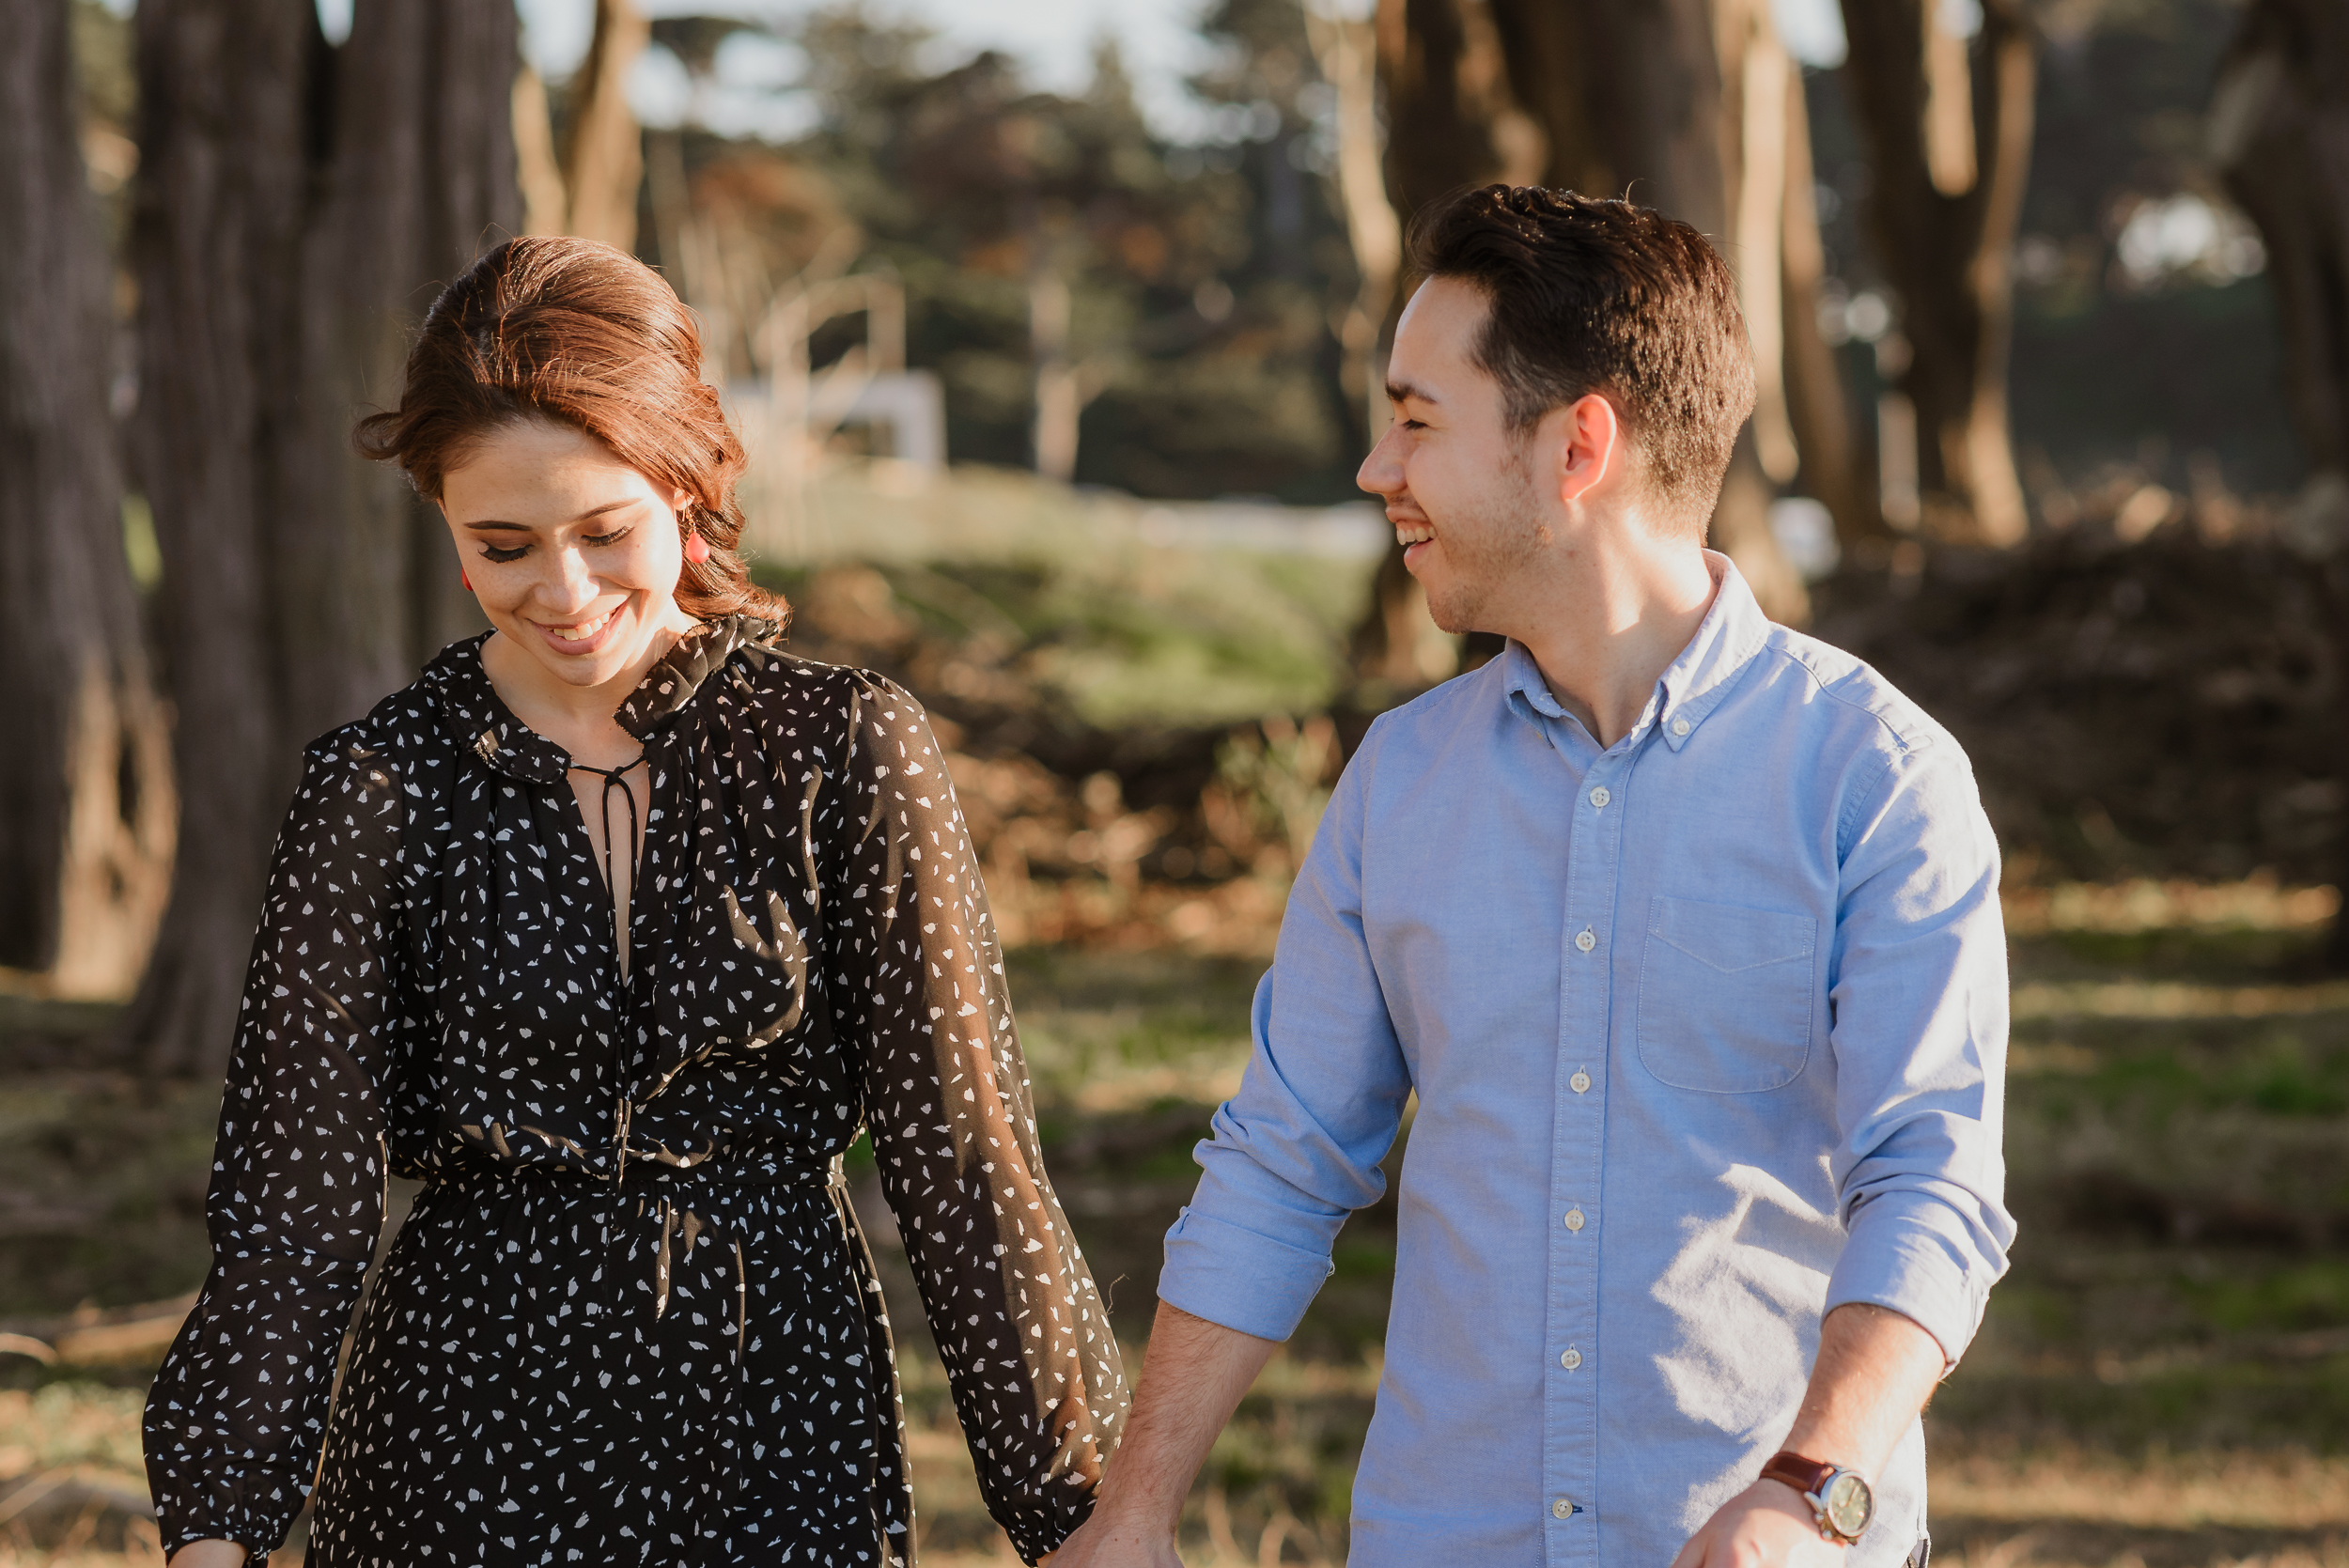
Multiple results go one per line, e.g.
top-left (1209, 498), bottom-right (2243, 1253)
top-left (1822, 735), bottom-right (2015, 1364)
top-left (1159, 725), bottom-right (1415, 1343)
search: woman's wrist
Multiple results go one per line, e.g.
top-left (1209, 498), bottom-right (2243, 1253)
top-left (166, 1539), bottom-right (247, 1567)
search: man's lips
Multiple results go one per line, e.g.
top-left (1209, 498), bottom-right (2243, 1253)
top-left (1393, 517), bottom-right (1434, 567)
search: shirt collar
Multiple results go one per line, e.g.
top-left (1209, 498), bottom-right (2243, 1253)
top-left (1499, 551), bottom-right (1771, 753)
top-left (425, 613), bottom-right (785, 784)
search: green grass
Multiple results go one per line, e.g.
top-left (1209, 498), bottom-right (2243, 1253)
top-left (15, 889), bottom-right (2349, 1563)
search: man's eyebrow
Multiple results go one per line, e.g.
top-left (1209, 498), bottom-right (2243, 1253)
top-left (459, 499), bottom-right (639, 532)
top-left (1385, 380), bottom-right (1439, 406)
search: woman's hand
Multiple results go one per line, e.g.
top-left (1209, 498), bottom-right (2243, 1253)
top-left (166, 1541), bottom-right (246, 1567)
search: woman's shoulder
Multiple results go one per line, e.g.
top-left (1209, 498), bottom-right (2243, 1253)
top-left (730, 643), bottom-right (926, 725)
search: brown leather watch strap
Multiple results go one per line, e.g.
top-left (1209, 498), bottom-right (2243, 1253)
top-left (1760, 1452), bottom-right (1838, 1498)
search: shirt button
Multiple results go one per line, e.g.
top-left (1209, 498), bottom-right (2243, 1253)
top-left (1588, 785), bottom-right (1610, 809)
top-left (1564, 1208), bottom-right (1585, 1232)
top-left (1570, 1069), bottom-right (1592, 1094)
top-left (1574, 927), bottom-right (1596, 954)
top-left (1671, 716), bottom-right (1691, 737)
top-left (1560, 1346), bottom-right (1582, 1370)
top-left (1552, 1498), bottom-right (1575, 1520)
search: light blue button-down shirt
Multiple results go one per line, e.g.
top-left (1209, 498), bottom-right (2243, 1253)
top-left (1159, 555), bottom-right (2013, 1568)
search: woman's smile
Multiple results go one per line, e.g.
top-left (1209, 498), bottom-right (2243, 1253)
top-left (531, 600), bottom-right (629, 655)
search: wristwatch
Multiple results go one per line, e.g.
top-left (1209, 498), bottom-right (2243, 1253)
top-left (1759, 1452), bottom-right (1875, 1545)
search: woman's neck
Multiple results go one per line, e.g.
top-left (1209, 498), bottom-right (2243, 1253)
top-left (480, 607), bottom-right (696, 768)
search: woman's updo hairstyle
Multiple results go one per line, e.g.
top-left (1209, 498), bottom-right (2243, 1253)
top-left (355, 236), bottom-right (786, 627)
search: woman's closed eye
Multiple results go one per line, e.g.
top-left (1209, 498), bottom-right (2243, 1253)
top-left (475, 525), bottom-right (632, 564)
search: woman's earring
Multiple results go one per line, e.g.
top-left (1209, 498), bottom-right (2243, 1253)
top-left (684, 529), bottom-right (710, 565)
top-left (460, 567), bottom-right (473, 591)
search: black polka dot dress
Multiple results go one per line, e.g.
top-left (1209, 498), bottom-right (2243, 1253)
top-left (142, 616), bottom-right (1127, 1566)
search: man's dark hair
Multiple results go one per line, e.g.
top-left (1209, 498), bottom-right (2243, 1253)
top-left (1408, 184), bottom-right (1756, 533)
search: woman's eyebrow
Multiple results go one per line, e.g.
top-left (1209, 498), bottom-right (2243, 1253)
top-left (460, 498), bottom-right (642, 532)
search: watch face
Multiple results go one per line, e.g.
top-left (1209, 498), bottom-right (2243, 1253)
top-left (1821, 1472), bottom-right (1875, 1539)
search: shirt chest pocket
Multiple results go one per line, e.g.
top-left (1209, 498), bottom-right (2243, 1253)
top-left (1635, 894), bottom-right (1818, 1094)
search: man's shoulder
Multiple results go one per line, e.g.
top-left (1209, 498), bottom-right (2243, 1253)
top-left (1355, 656), bottom-right (1512, 759)
top-left (1750, 623), bottom-right (1959, 764)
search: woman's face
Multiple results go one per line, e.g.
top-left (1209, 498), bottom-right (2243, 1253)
top-left (439, 418), bottom-right (696, 692)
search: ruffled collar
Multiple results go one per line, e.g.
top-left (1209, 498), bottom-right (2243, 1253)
top-left (423, 614), bottom-right (784, 784)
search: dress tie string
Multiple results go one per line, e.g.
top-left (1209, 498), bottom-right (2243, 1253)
top-left (568, 754), bottom-right (646, 902)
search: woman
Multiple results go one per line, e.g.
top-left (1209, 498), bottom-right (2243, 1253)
top-left (144, 237), bottom-right (1126, 1566)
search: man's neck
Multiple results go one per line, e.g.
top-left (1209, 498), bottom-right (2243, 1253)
top-left (1511, 536), bottom-right (1719, 749)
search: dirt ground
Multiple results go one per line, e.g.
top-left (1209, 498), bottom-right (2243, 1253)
top-left (6, 876), bottom-right (2349, 1565)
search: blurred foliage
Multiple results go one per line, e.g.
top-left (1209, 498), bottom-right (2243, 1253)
top-left (647, 0), bottom-right (1364, 502)
top-left (18, 892), bottom-right (2349, 1560)
top-left (1804, 0), bottom-right (2295, 499)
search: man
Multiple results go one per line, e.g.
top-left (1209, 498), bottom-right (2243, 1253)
top-left (1053, 185), bottom-right (2012, 1568)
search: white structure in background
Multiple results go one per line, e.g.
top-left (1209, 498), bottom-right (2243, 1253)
top-left (740, 272), bottom-right (947, 556)
top-left (1767, 495), bottom-right (1841, 582)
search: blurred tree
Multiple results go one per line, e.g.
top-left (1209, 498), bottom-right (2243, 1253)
top-left (0, 0), bottom-right (173, 994)
top-left (1351, 0), bottom-right (1836, 682)
top-left (560, 0), bottom-right (651, 250)
top-left (2213, 0), bottom-right (2349, 547)
top-left (770, 7), bottom-right (1354, 498)
top-left (123, 0), bottom-right (516, 1075)
top-left (1837, 0), bottom-right (2036, 546)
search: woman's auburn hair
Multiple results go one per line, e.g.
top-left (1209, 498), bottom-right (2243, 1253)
top-left (354, 235), bottom-right (787, 628)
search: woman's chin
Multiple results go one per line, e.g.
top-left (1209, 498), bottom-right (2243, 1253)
top-left (502, 612), bottom-right (649, 687)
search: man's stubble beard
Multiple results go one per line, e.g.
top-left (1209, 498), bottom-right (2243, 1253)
top-left (1419, 458), bottom-right (1548, 637)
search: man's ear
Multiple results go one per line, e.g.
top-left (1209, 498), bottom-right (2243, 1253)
top-left (1553, 393), bottom-right (1622, 505)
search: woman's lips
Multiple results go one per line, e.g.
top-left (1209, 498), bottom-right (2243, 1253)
top-left (532, 602), bottom-right (626, 655)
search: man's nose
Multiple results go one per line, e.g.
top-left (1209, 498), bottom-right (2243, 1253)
top-left (1358, 424), bottom-right (1404, 497)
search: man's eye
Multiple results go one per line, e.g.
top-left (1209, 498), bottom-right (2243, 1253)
top-left (1402, 419), bottom-right (1427, 431)
top-left (479, 543), bottom-right (528, 563)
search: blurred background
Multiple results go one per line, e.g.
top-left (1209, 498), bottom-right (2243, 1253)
top-left (4, 0), bottom-right (2348, 1561)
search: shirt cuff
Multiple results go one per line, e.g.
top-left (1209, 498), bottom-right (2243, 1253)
top-left (1823, 1189), bottom-right (1995, 1367)
top-left (1158, 1206), bottom-right (1335, 1343)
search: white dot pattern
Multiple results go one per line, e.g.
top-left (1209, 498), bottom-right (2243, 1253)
top-left (141, 617), bottom-right (1126, 1565)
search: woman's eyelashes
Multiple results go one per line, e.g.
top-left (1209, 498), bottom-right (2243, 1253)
top-left (475, 525), bottom-right (633, 564)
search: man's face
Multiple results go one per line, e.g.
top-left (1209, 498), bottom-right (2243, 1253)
top-left (1357, 277), bottom-right (1548, 636)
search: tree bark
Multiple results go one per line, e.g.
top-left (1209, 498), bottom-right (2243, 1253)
top-left (1837, 0), bottom-right (2035, 547)
top-left (2212, 1), bottom-right (2349, 491)
top-left (562, 0), bottom-right (648, 253)
top-left (1486, 0), bottom-right (1810, 622)
top-left (1778, 50), bottom-right (1879, 554)
top-left (2207, 1), bottom-right (2349, 965)
top-left (120, 0), bottom-right (515, 1076)
top-left (0, 0), bottom-right (174, 993)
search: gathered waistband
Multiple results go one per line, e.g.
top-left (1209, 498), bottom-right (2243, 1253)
top-left (422, 1152), bottom-right (848, 1194)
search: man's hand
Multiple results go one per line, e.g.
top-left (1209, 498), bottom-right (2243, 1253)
top-left (1049, 1508), bottom-right (1188, 1568)
top-left (1670, 1303), bottom-right (1946, 1568)
top-left (1049, 1301), bottom-right (1280, 1568)
top-left (1670, 1480), bottom-right (1844, 1568)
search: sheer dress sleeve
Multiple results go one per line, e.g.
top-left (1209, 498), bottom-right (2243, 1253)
top-left (143, 730), bottom-right (410, 1555)
top-left (825, 674), bottom-right (1128, 1563)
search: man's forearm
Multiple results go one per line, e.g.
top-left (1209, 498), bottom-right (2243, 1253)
top-left (1053, 1300), bottom-right (1279, 1563)
top-left (1779, 1302), bottom-right (1946, 1479)
top-left (1670, 1303), bottom-right (1949, 1568)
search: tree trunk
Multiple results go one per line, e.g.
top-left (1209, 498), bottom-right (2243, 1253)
top-left (2212, 1), bottom-right (2349, 501)
top-left (120, 0), bottom-right (515, 1077)
top-left (0, 0), bottom-right (174, 994)
top-left (2206, 0), bottom-right (2349, 965)
top-left (1486, 0), bottom-right (1811, 622)
top-left (1837, 0), bottom-right (2035, 547)
top-left (562, 0), bottom-right (648, 253)
top-left (1778, 50), bottom-right (1880, 554)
